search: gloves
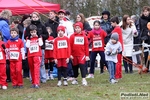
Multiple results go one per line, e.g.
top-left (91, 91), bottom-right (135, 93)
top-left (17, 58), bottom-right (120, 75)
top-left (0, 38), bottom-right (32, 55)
top-left (1, 44), bottom-right (6, 50)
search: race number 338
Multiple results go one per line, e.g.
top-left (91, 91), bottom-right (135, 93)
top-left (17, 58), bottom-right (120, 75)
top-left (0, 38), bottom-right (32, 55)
top-left (93, 40), bottom-right (102, 48)
top-left (29, 45), bottom-right (39, 53)
top-left (10, 51), bottom-right (19, 60)
top-left (57, 40), bottom-right (68, 49)
top-left (0, 52), bottom-right (3, 60)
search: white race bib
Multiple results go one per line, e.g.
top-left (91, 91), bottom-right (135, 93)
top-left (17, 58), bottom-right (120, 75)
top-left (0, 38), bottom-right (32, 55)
top-left (29, 45), bottom-right (39, 53)
top-left (93, 40), bottom-right (102, 48)
top-left (10, 51), bottom-right (19, 60)
top-left (0, 52), bottom-right (3, 60)
top-left (74, 37), bottom-right (84, 45)
top-left (57, 40), bottom-right (68, 49)
top-left (45, 43), bottom-right (53, 50)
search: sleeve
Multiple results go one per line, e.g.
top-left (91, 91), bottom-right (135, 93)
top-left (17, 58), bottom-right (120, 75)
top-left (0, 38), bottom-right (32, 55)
top-left (103, 30), bottom-right (107, 38)
top-left (67, 38), bottom-right (71, 58)
top-left (38, 38), bottom-right (43, 46)
top-left (20, 41), bottom-right (25, 59)
top-left (69, 35), bottom-right (73, 55)
top-left (41, 25), bottom-right (49, 40)
top-left (131, 24), bottom-right (138, 37)
top-left (118, 42), bottom-right (122, 53)
top-left (25, 39), bottom-right (30, 48)
top-left (5, 42), bottom-right (9, 59)
top-left (84, 36), bottom-right (89, 56)
top-left (53, 39), bottom-right (57, 59)
top-left (104, 43), bottom-right (111, 56)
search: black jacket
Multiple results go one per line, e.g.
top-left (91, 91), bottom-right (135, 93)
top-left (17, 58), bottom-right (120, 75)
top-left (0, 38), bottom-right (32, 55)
top-left (17, 23), bottom-right (24, 39)
top-left (83, 21), bottom-right (92, 31)
top-left (45, 17), bottom-right (59, 38)
top-left (139, 14), bottom-right (150, 44)
top-left (25, 20), bottom-right (49, 49)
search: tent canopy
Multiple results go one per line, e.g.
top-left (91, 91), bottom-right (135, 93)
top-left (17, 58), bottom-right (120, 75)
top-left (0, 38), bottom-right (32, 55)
top-left (0, 0), bottom-right (60, 15)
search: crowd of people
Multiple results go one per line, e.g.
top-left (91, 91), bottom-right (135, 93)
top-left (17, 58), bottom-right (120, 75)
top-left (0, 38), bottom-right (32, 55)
top-left (0, 5), bottom-right (150, 90)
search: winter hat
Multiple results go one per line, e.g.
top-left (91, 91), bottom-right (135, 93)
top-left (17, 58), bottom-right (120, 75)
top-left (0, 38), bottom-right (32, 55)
top-left (111, 32), bottom-right (119, 41)
top-left (74, 22), bottom-right (83, 30)
top-left (57, 26), bottom-right (65, 33)
top-left (58, 9), bottom-right (66, 14)
top-left (147, 22), bottom-right (150, 30)
top-left (101, 10), bottom-right (110, 19)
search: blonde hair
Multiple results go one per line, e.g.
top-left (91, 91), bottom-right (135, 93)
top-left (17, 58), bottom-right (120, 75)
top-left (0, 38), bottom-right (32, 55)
top-left (0, 9), bottom-right (12, 19)
top-left (23, 19), bottom-right (31, 26)
top-left (31, 12), bottom-right (40, 19)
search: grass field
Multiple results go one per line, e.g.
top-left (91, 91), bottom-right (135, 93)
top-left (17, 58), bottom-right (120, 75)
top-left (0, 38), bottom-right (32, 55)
top-left (0, 70), bottom-right (150, 100)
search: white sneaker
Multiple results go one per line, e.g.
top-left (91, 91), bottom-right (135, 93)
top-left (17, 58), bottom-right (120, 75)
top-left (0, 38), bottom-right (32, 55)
top-left (86, 74), bottom-right (94, 78)
top-left (46, 74), bottom-right (50, 81)
top-left (82, 80), bottom-right (88, 86)
top-left (71, 79), bottom-right (78, 85)
top-left (57, 81), bottom-right (62, 87)
top-left (50, 74), bottom-right (54, 80)
top-left (110, 79), bottom-right (117, 84)
top-left (2, 86), bottom-right (7, 90)
top-left (63, 81), bottom-right (68, 86)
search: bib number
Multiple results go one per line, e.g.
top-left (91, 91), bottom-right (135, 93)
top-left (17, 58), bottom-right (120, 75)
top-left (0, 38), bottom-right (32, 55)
top-left (45, 43), bottom-right (53, 50)
top-left (10, 52), bottom-right (19, 60)
top-left (57, 40), bottom-right (68, 49)
top-left (74, 37), bottom-right (84, 45)
top-left (29, 45), bottom-right (39, 53)
top-left (93, 40), bottom-right (102, 48)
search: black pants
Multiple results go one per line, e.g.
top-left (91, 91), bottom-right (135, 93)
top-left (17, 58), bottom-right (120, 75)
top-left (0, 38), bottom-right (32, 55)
top-left (144, 51), bottom-right (150, 70)
top-left (57, 67), bottom-right (67, 81)
top-left (22, 59), bottom-right (29, 78)
top-left (72, 64), bottom-right (86, 78)
top-left (6, 60), bottom-right (11, 82)
top-left (45, 61), bottom-right (54, 71)
top-left (123, 56), bottom-right (133, 73)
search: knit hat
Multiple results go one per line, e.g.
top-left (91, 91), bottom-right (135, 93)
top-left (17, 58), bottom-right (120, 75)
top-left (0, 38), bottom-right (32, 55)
top-left (101, 10), bottom-right (110, 19)
top-left (74, 22), bottom-right (83, 30)
top-left (111, 33), bottom-right (119, 41)
top-left (147, 22), bottom-right (150, 30)
top-left (57, 26), bottom-right (65, 33)
top-left (58, 9), bottom-right (66, 14)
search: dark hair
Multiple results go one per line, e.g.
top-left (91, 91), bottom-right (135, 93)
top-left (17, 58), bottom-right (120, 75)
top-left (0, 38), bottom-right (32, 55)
top-left (21, 14), bottom-right (30, 23)
top-left (142, 6), bottom-right (150, 12)
top-left (10, 27), bottom-right (19, 34)
top-left (110, 16), bottom-right (119, 24)
top-left (50, 10), bottom-right (57, 14)
top-left (122, 15), bottom-right (132, 29)
top-left (93, 20), bottom-right (101, 25)
top-left (65, 11), bottom-right (70, 15)
top-left (29, 25), bottom-right (37, 31)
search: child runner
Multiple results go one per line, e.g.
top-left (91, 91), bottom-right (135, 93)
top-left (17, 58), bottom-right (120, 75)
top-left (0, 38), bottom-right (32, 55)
top-left (6, 28), bottom-right (25, 88)
top-left (0, 32), bottom-right (7, 89)
top-left (70, 22), bottom-right (89, 86)
top-left (105, 33), bottom-right (122, 84)
top-left (53, 26), bottom-right (70, 86)
top-left (26, 25), bottom-right (43, 88)
top-left (86, 20), bottom-right (108, 78)
top-left (45, 27), bottom-right (54, 80)
top-left (110, 16), bottom-right (123, 80)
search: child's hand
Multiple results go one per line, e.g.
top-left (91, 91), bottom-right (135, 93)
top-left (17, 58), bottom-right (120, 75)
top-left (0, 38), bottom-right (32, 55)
top-left (54, 59), bottom-right (58, 64)
top-left (85, 56), bottom-right (90, 61)
top-left (66, 58), bottom-right (69, 63)
top-left (70, 55), bottom-right (74, 59)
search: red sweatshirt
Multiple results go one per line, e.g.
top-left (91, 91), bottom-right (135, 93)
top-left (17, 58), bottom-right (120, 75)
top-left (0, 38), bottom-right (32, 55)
top-left (27, 37), bottom-right (42, 57)
top-left (88, 30), bottom-right (107, 51)
top-left (70, 32), bottom-right (89, 57)
top-left (45, 36), bottom-right (54, 58)
top-left (6, 39), bottom-right (24, 61)
top-left (0, 41), bottom-right (6, 63)
top-left (112, 26), bottom-right (124, 50)
top-left (53, 36), bottom-right (70, 59)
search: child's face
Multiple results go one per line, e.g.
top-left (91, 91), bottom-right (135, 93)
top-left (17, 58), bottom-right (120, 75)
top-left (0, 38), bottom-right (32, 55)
top-left (23, 23), bottom-right (28, 28)
top-left (10, 31), bottom-right (18, 38)
top-left (58, 13), bottom-right (65, 20)
top-left (93, 23), bottom-right (100, 29)
top-left (58, 30), bottom-right (64, 37)
top-left (143, 10), bottom-right (149, 17)
top-left (111, 38), bottom-right (117, 44)
top-left (30, 30), bottom-right (37, 37)
top-left (74, 26), bottom-right (82, 33)
top-left (32, 14), bottom-right (39, 21)
top-left (111, 22), bottom-right (116, 27)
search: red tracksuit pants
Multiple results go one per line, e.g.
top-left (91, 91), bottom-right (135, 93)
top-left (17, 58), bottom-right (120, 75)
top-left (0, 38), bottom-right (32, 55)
top-left (115, 54), bottom-right (122, 79)
top-left (28, 56), bottom-right (41, 85)
top-left (10, 61), bottom-right (23, 86)
top-left (0, 63), bottom-right (7, 86)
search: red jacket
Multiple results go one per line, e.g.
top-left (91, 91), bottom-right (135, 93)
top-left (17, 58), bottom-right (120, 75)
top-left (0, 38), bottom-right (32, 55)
top-left (45, 36), bottom-right (54, 58)
top-left (70, 32), bottom-right (89, 57)
top-left (53, 36), bottom-right (70, 59)
top-left (88, 30), bottom-right (107, 51)
top-left (112, 26), bottom-right (124, 50)
top-left (0, 41), bottom-right (6, 63)
top-left (6, 39), bottom-right (24, 61)
top-left (27, 37), bottom-right (42, 57)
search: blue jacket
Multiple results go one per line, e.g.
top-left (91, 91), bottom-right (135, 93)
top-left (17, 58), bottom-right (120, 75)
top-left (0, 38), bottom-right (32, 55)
top-left (0, 18), bottom-right (10, 42)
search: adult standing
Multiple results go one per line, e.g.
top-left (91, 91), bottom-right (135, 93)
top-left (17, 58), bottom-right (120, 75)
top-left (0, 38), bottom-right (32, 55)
top-left (25, 12), bottom-right (49, 83)
top-left (0, 9), bottom-right (12, 82)
top-left (121, 15), bottom-right (138, 73)
top-left (139, 6), bottom-right (150, 72)
top-left (45, 10), bottom-right (59, 38)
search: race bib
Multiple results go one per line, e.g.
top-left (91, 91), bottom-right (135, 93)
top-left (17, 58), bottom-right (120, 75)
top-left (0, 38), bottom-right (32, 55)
top-left (93, 40), bottom-right (102, 48)
top-left (45, 43), bottom-right (53, 50)
top-left (58, 40), bottom-right (68, 49)
top-left (0, 52), bottom-right (3, 60)
top-left (74, 37), bottom-right (84, 45)
top-left (10, 51), bottom-right (19, 60)
top-left (29, 45), bottom-right (39, 53)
